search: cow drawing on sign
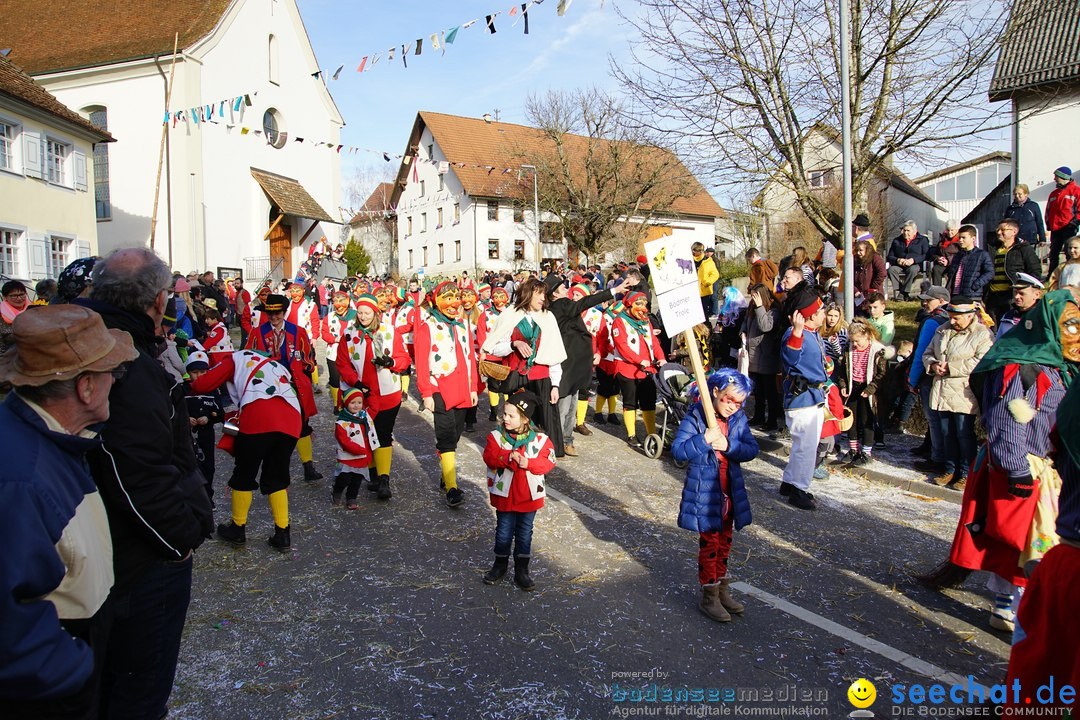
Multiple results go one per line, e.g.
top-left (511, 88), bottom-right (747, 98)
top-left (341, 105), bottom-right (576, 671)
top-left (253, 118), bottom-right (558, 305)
top-left (675, 258), bottom-right (694, 274)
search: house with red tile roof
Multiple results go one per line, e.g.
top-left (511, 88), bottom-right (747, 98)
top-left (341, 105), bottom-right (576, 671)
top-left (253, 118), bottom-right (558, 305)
top-left (391, 111), bottom-right (725, 275)
top-left (0, 55), bottom-right (111, 284)
top-left (0, 0), bottom-right (344, 281)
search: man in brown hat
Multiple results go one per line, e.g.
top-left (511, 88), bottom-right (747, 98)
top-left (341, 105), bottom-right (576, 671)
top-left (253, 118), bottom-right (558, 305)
top-left (0, 305), bottom-right (137, 718)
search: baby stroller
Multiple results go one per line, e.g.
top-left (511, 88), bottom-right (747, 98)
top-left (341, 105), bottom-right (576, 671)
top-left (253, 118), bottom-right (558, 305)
top-left (643, 362), bottom-right (694, 467)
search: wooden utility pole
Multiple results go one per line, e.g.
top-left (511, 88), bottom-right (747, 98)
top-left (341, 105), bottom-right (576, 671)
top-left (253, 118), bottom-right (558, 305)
top-left (150, 33), bottom-right (179, 250)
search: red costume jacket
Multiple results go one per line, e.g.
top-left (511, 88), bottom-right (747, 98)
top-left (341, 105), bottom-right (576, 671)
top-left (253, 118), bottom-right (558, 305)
top-left (245, 321), bottom-right (317, 418)
top-left (609, 314), bottom-right (666, 380)
top-left (414, 309), bottom-right (479, 410)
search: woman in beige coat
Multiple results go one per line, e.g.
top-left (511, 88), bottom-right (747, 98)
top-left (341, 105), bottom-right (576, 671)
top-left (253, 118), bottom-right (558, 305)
top-left (922, 296), bottom-right (994, 486)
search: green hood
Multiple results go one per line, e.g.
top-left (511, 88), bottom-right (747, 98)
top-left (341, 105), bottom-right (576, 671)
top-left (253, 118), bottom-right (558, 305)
top-left (973, 289), bottom-right (1079, 387)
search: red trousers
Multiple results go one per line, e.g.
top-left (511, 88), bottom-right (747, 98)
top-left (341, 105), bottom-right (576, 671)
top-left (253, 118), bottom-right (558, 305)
top-left (698, 469), bottom-right (734, 585)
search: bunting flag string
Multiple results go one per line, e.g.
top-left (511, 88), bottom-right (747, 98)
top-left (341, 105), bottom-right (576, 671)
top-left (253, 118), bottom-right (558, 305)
top-left (301, 0), bottom-right (569, 81)
top-left (165, 113), bottom-right (544, 196)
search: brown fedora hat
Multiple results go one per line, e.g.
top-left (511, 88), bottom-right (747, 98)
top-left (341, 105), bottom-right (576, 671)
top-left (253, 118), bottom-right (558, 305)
top-left (0, 305), bottom-right (138, 387)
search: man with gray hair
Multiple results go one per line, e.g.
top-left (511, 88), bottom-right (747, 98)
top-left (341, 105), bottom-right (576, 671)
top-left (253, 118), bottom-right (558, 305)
top-left (75, 247), bottom-right (213, 719)
top-left (0, 305), bottom-right (137, 718)
top-left (886, 220), bottom-right (930, 300)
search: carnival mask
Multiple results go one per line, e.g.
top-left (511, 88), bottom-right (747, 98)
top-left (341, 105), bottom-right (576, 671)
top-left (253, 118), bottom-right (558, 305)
top-left (1060, 302), bottom-right (1080, 363)
top-left (461, 289), bottom-right (478, 311)
top-left (375, 288), bottom-right (392, 312)
top-left (435, 285), bottom-right (462, 319)
top-left (630, 296), bottom-right (650, 321)
top-left (491, 288), bottom-right (509, 311)
top-left (289, 286), bottom-right (305, 302)
top-left (332, 294), bottom-right (350, 314)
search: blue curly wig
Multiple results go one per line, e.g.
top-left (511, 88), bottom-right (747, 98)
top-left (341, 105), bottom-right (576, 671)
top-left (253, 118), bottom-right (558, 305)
top-left (687, 369), bottom-right (753, 403)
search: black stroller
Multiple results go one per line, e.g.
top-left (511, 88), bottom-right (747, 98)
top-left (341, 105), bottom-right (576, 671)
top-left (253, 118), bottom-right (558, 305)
top-left (642, 362), bottom-right (694, 467)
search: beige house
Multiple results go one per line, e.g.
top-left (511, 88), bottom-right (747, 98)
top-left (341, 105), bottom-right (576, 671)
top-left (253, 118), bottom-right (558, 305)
top-left (756, 125), bottom-right (946, 258)
top-left (0, 55), bottom-right (111, 284)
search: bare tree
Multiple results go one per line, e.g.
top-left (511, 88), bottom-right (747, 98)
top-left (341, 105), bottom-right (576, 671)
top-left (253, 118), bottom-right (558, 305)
top-left (510, 88), bottom-right (703, 257)
top-left (614, 0), bottom-right (1027, 244)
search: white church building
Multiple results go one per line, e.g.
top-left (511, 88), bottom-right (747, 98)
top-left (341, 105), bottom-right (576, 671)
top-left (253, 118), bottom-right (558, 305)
top-left (2, 0), bottom-right (344, 283)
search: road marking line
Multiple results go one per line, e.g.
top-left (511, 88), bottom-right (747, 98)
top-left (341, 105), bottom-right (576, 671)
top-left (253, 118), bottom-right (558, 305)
top-left (731, 581), bottom-right (992, 693)
top-left (399, 403), bottom-right (610, 520)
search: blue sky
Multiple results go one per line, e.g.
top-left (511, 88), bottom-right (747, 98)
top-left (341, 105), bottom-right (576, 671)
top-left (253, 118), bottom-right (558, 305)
top-left (297, 0), bottom-right (629, 201)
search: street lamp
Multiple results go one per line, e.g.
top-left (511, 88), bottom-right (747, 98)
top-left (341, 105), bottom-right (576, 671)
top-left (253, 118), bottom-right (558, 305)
top-left (520, 164), bottom-right (540, 270)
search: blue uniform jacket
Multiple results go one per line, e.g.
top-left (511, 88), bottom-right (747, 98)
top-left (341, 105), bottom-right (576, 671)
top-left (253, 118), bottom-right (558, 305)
top-left (781, 328), bottom-right (828, 408)
top-left (672, 403), bottom-right (759, 533)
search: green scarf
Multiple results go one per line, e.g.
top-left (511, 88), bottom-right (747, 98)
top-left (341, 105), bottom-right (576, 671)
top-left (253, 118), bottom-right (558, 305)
top-left (973, 290), bottom-right (1080, 387)
top-left (431, 307), bottom-right (465, 330)
top-left (337, 405), bottom-right (371, 428)
top-left (1055, 380), bottom-right (1080, 471)
top-left (515, 316), bottom-right (540, 372)
top-left (619, 307), bottom-right (650, 337)
top-left (499, 425), bottom-right (537, 452)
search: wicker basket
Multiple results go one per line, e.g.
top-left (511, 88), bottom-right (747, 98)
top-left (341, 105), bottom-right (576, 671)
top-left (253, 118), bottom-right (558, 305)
top-left (837, 406), bottom-right (854, 432)
top-left (479, 359), bottom-right (511, 382)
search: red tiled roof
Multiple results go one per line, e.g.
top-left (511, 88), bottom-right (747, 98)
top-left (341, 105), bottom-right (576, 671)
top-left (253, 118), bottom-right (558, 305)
top-left (0, 0), bottom-right (231, 74)
top-left (349, 182), bottom-right (395, 224)
top-left (0, 55), bottom-right (112, 141)
top-left (395, 111), bottom-right (725, 220)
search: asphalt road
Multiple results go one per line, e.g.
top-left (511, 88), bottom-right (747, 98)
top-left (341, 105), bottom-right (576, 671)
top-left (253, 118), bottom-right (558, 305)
top-left (169, 368), bottom-right (1013, 720)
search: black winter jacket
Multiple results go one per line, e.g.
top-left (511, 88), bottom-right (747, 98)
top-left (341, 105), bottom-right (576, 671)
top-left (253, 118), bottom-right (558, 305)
top-left (886, 233), bottom-right (930, 266)
top-left (1003, 199), bottom-right (1046, 245)
top-left (74, 298), bottom-right (213, 590)
top-left (550, 289), bottom-right (613, 396)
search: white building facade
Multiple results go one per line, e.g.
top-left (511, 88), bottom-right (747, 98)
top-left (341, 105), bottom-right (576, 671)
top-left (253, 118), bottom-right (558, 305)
top-left (916, 152), bottom-right (1012, 224)
top-left (393, 112), bottom-right (723, 277)
top-left (6, 0), bottom-right (344, 282)
top-left (0, 57), bottom-right (109, 284)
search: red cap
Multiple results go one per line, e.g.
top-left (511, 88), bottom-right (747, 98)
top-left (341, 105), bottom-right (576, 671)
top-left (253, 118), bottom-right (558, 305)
top-left (798, 296), bottom-right (823, 319)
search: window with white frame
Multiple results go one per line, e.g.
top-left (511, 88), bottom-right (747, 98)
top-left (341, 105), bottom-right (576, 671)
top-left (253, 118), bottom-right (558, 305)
top-left (453, 203), bottom-right (460, 223)
top-left (437, 207), bottom-right (443, 228)
top-left (488, 239), bottom-right (499, 260)
top-left (408, 249), bottom-right (413, 267)
top-left (422, 247), bottom-right (428, 266)
top-left (0, 228), bottom-right (20, 277)
top-left (48, 236), bottom-right (71, 276)
top-left (0, 121), bottom-right (16, 172)
top-left (808, 169), bottom-right (831, 189)
top-left (46, 138), bottom-right (69, 185)
top-left (421, 212), bottom-right (427, 232)
top-left (487, 200), bottom-right (499, 221)
top-left (419, 179), bottom-right (426, 197)
top-left (438, 244), bottom-right (444, 264)
top-left (269, 35), bottom-right (279, 85)
top-left (455, 240), bottom-right (461, 262)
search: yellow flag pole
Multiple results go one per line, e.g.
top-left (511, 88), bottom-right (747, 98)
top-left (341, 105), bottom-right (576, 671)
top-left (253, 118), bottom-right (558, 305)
top-left (683, 328), bottom-right (716, 430)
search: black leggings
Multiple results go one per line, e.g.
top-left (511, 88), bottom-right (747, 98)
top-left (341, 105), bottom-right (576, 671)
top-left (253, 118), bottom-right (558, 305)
top-left (372, 404), bottom-right (399, 447)
top-left (617, 374), bottom-right (657, 411)
top-left (433, 394), bottom-right (467, 453)
top-left (596, 367), bottom-right (617, 398)
top-left (847, 382), bottom-right (874, 448)
top-left (326, 357), bottom-right (340, 390)
top-left (750, 372), bottom-right (780, 426)
top-left (230, 431), bottom-right (298, 494)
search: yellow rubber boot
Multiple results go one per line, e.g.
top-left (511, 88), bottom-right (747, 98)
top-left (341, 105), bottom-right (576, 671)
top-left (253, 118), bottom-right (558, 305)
top-left (329, 386), bottom-right (339, 409)
top-left (608, 397), bottom-right (618, 415)
top-left (267, 490), bottom-right (289, 528)
top-left (576, 399), bottom-right (589, 426)
top-left (374, 446), bottom-right (393, 477)
top-left (401, 374), bottom-right (411, 394)
top-left (231, 490), bottom-right (253, 527)
top-left (311, 367), bottom-right (320, 385)
top-left (297, 435), bottom-right (313, 463)
top-left (440, 451), bottom-right (457, 491)
top-left (642, 410), bottom-right (657, 435)
top-left (623, 410), bottom-right (638, 439)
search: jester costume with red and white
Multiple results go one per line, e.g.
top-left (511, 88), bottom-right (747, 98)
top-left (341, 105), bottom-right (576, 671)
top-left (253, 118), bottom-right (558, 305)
top-left (335, 294), bottom-right (412, 497)
top-left (204, 320), bottom-right (235, 358)
top-left (609, 292), bottom-right (665, 441)
top-left (415, 282), bottom-right (481, 505)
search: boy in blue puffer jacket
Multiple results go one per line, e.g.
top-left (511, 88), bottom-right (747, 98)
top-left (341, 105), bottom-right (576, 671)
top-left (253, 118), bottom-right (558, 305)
top-left (672, 370), bottom-right (760, 623)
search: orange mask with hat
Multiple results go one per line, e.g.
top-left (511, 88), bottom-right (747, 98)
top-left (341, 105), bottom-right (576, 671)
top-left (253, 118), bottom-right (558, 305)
top-left (461, 288), bottom-right (478, 312)
top-left (288, 284), bottom-right (305, 303)
top-left (627, 292), bottom-right (650, 322)
top-left (491, 287), bottom-right (509, 312)
top-left (374, 286), bottom-right (393, 312)
top-left (432, 281), bottom-right (462, 320)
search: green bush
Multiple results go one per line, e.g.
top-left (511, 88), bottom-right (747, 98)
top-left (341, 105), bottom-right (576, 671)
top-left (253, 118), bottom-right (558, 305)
top-left (715, 259), bottom-right (748, 284)
top-left (343, 239), bottom-right (372, 277)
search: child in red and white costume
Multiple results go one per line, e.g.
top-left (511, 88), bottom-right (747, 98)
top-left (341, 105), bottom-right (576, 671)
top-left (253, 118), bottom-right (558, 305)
top-left (415, 281), bottom-right (481, 508)
top-left (332, 387), bottom-right (380, 509)
top-left (574, 283), bottom-right (605, 433)
top-left (190, 348), bottom-right (302, 551)
top-left (481, 389), bottom-right (556, 591)
top-left (594, 301), bottom-right (622, 424)
top-left (394, 287), bottom-right (419, 399)
top-left (610, 291), bottom-right (666, 447)
top-left (461, 286), bottom-right (483, 432)
top-left (202, 303), bottom-right (234, 360)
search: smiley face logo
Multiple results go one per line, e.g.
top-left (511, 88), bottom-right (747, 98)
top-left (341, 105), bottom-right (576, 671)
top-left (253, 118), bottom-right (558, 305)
top-left (847, 678), bottom-right (876, 709)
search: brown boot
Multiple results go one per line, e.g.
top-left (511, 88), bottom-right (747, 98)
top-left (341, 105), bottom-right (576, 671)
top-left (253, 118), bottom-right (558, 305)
top-left (563, 444), bottom-right (578, 457)
top-left (717, 578), bottom-right (745, 614)
top-left (698, 583), bottom-right (731, 623)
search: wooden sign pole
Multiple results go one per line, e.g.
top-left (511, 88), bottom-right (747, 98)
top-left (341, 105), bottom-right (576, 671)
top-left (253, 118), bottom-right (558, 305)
top-left (682, 328), bottom-right (717, 430)
top-left (150, 33), bottom-right (179, 250)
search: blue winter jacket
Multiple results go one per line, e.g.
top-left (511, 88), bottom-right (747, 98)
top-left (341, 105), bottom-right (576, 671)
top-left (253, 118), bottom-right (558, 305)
top-left (945, 247), bottom-right (994, 298)
top-left (672, 403), bottom-right (759, 533)
top-left (0, 394), bottom-right (104, 701)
